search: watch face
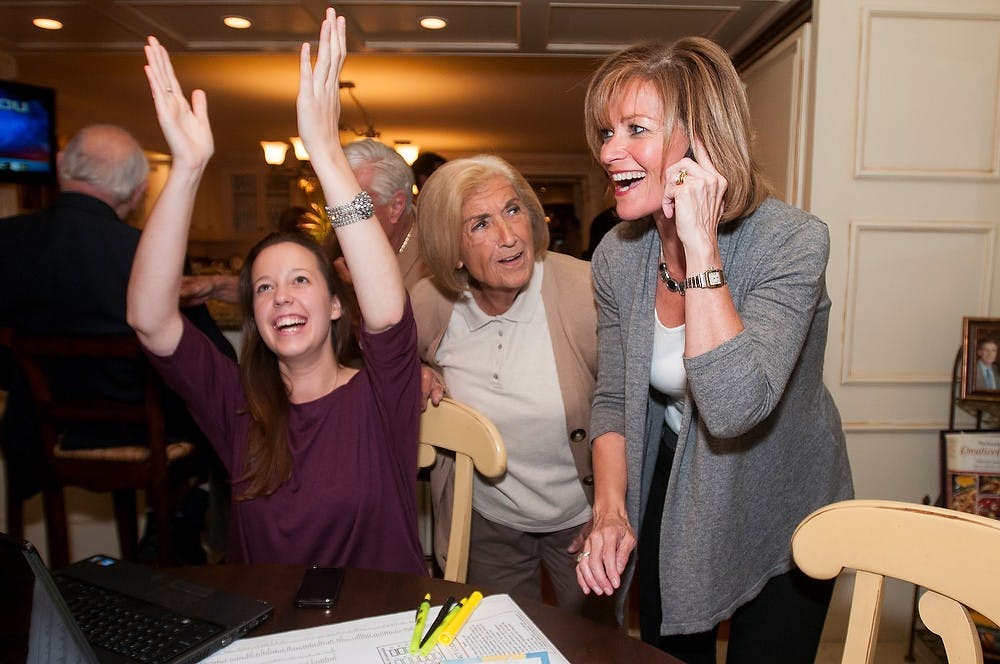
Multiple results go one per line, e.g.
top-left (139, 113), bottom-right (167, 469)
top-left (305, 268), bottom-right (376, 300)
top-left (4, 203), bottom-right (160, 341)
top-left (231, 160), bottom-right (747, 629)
top-left (707, 270), bottom-right (724, 287)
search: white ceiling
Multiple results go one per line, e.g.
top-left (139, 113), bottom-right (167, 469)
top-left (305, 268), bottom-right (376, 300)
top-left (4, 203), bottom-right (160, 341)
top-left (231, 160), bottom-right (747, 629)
top-left (2, 1), bottom-right (799, 159)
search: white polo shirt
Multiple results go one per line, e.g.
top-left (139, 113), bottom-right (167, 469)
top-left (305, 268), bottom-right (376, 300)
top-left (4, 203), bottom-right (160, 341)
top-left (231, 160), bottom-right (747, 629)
top-left (435, 261), bottom-right (591, 532)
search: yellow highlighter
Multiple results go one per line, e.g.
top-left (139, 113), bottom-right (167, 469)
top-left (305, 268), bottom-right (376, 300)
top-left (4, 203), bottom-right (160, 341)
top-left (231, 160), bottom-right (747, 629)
top-left (437, 590), bottom-right (484, 645)
top-left (418, 599), bottom-right (463, 656)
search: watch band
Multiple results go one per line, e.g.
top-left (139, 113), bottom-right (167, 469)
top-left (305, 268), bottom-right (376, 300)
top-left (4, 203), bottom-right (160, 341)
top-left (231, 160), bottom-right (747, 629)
top-left (324, 191), bottom-right (375, 228)
top-left (683, 268), bottom-right (726, 290)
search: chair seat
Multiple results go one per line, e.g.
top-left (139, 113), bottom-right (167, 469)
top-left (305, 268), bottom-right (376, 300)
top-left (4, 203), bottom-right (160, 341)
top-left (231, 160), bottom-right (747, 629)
top-left (53, 441), bottom-right (196, 463)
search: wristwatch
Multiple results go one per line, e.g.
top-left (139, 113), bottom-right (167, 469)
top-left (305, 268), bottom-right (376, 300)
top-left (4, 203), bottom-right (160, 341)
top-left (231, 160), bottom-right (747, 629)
top-left (683, 268), bottom-right (726, 290)
top-left (325, 191), bottom-right (375, 228)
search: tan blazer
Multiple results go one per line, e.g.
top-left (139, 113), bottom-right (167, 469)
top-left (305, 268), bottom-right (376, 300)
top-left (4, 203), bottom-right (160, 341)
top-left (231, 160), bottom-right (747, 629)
top-left (410, 251), bottom-right (597, 568)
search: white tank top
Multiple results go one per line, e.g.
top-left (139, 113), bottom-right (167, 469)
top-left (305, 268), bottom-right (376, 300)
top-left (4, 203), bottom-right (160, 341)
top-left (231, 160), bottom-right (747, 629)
top-left (650, 312), bottom-right (686, 434)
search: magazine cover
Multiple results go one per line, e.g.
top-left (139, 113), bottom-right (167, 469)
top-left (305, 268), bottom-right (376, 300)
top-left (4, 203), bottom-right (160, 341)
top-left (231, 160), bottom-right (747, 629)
top-left (941, 430), bottom-right (1000, 660)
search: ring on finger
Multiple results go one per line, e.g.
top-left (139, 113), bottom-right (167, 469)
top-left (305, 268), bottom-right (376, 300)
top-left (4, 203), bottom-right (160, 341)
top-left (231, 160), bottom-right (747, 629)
top-left (675, 168), bottom-right (688, 186)
top-left (576, 550), bottom-right (592, 563)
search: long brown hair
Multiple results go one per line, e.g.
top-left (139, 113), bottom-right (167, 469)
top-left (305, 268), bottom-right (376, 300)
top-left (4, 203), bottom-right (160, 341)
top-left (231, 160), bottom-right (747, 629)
top-left (584, 37), bottom-right (772, 222)
top-left (234, 231), bottom-right (351, 499)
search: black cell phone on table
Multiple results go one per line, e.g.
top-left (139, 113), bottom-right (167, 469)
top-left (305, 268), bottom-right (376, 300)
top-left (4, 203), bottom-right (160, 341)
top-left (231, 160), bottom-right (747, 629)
top-left (295, 566), bottom-right (344, 608)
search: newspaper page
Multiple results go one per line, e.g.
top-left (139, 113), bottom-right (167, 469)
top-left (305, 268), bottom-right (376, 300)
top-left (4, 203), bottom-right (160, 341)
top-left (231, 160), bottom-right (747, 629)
top-left (202, 593), bottom-right (570, 664)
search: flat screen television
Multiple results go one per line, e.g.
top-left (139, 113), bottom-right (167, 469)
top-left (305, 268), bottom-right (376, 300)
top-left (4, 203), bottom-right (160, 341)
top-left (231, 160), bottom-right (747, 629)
top-left (0, 79), bottom-right (57, 185)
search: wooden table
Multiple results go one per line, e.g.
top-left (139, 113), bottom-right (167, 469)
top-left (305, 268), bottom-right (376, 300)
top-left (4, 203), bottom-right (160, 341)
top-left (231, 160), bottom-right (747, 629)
top-left (171, 564), bottom-right (678, 663)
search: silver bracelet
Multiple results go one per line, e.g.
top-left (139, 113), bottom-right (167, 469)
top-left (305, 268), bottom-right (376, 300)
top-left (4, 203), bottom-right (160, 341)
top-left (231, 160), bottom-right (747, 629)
top-left (324, 191), bottom-right (375, 228)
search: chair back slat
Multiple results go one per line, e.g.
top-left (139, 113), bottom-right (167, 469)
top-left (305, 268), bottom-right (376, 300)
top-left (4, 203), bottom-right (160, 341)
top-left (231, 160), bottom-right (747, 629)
top-left (419, 398), bottom-right (506, 583)
top-left (792, 499), bottom-right (1000, 663)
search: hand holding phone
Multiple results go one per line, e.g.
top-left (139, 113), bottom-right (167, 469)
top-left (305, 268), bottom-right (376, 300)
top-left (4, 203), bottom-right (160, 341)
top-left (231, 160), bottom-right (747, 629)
top-left (295, 566), bottom-right (344, 609)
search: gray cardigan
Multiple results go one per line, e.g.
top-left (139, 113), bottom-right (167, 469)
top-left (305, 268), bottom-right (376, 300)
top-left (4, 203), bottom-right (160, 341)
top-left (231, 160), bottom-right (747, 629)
top-left (590, 197), bottom-right (854, 634)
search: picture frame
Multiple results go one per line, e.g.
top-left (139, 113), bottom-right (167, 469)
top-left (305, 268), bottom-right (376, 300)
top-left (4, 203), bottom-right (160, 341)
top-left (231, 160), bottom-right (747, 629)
top-left (960, 317), bottom-right (1000, 402)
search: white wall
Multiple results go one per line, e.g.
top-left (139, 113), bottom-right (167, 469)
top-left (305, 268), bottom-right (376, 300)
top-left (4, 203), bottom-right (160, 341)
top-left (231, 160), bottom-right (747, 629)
top-left (779, 0), bottom-right (999, 644)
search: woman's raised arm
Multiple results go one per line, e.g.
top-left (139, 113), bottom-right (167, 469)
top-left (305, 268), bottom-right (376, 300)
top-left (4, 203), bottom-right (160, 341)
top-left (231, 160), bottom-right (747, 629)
top-left (126, 36), bottom-right (214, 356)
top-left (296, 8), bottom-right (404, 333)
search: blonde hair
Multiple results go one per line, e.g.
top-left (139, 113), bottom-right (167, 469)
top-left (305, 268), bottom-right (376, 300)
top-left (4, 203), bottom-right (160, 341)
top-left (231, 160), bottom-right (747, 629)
top-left (584, 37), bottom-right (771, 222)
top-left (416, 155), bottom-right (549, 295)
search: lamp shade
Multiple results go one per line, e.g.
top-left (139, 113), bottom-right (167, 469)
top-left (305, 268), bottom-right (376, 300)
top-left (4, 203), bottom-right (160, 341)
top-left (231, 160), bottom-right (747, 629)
top-left (260, 141), bottom-right (289, 165)
top-left (289, 136), bottom-right (310, 161)
top-left (394, 142), bottom-right (420, 165)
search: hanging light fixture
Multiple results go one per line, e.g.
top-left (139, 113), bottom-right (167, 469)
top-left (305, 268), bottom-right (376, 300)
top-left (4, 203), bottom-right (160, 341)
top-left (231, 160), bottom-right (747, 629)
top-left (260, 141), bottom-right (290, 166)
top-left (338, 81), bottom-right (379, 138)
top-left (394, 141), bottom-right (420, 165)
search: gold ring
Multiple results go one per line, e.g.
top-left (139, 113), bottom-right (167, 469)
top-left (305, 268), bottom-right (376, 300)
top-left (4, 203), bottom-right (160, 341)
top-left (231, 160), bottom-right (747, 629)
top-left (675, 168), bottom-right (688, 186)
top-left (576, 551), bottom-right (591, 563)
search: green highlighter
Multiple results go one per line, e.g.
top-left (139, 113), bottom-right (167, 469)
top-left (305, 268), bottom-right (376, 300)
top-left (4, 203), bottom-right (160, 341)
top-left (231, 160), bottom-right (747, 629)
top-left (408, 593), bottom-right (431, 654)
top-left (418, 597), bottom-right (465, 656)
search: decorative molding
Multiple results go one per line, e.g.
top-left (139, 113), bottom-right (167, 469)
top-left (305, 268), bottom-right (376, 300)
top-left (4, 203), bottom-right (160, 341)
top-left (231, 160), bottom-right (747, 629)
top-left (856, 7), bottom-right (1000, 180)
top-left (733, 0), bottom-right (812, 70)
top-left (842, 420), bottom-right (949, 433)
top-left (742, 23), bottom-right (812, 208)
top-left (841, 219), bottom-right (996, 384)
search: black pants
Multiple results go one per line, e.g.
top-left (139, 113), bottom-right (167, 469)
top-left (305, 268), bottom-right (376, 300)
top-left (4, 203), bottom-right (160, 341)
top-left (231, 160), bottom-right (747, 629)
top-left (637, 429), bottom-right (834, 664)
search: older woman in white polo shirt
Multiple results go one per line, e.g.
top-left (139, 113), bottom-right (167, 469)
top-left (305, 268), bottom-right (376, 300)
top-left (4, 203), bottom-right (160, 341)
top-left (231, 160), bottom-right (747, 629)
top-left (411, 155), bottom-right (604, 619)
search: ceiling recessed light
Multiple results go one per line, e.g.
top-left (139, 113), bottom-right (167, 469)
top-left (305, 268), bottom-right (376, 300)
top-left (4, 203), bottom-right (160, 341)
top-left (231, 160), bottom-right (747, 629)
top-left (223, 15), bottom-right (252, 29)
top-left (419, 16), bottom-right (447, 30)
top-left (32, 18), bottom-right (63, 30)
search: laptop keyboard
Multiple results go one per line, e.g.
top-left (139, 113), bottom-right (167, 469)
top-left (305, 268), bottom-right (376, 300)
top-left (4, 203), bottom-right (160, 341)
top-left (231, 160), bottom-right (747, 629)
top-left (56, 575), bottom-right (224, 664)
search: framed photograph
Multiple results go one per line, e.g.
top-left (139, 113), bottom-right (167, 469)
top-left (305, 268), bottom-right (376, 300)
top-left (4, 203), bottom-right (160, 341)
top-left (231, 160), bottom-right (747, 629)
top-left (960, 317), bottom-right (1000, 401)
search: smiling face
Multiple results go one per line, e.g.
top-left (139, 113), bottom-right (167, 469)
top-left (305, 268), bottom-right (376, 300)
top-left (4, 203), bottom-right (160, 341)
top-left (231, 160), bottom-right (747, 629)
top-left (458, 175), bottom-right (535, 315)
top-left (250, 241), bottom-right (341, 365)
top-left (598, 79), bottom-right (689, 222)
top-left (980, 340), bottom-right (998, 366)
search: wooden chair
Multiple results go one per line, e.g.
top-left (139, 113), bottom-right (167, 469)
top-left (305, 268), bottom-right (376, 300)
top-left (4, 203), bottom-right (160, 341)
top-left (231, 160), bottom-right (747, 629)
top-left (792, 499), bottom-right (1000, 663)
top-left (418, 397), bottom-right (506, 583)
top-left (12, 332), bottom-right (199, 568)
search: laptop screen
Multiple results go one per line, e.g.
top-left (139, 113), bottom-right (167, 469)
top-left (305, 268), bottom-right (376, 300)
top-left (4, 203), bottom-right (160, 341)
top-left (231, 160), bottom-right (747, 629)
top-left (0, 535), bottom-right (96, 664)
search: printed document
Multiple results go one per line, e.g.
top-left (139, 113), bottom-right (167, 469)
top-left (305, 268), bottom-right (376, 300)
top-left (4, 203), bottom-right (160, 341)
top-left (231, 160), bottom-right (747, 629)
top-left (202, 593), bottom-right (570, 664)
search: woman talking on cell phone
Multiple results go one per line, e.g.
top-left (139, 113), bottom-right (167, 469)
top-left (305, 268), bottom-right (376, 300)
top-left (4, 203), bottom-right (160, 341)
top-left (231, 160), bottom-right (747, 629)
top-left (127, 8), bottom-right (425, 575)
top-left (573, 37), bottom-right (854, 663)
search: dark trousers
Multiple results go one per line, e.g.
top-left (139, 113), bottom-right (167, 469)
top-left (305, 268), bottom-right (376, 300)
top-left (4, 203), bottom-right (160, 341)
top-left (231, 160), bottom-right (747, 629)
top-left (637, 429), bottom-right (834, 664)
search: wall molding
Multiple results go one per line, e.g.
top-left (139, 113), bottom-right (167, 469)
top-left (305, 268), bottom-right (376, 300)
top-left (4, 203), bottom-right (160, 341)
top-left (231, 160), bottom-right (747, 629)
top-left (841, 219), bottom-right (996, 384)
top-left (855, 7), bottom-right (1000, 180)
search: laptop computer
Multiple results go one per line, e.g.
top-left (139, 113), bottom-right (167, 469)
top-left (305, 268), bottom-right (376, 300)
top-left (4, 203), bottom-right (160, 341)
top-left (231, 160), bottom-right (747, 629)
top-left (0, 533), bottom-right (272, 664)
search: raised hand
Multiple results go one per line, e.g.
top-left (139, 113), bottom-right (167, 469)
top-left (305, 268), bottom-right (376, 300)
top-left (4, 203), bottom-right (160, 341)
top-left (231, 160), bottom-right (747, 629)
top-left (662, 135), bottom-right (727, 258)
top-left (296, 7), bottom-right (346, 167)
top-left (143, 36), bottom-right (213, 171)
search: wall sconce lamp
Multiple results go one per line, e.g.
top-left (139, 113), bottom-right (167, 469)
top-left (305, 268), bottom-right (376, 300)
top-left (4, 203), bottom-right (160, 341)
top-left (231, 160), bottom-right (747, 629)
top-left (289, 136), bottom-right (310, 161)
top-left (261, 137), bottom-right (312, 166)
top-left (260, 140), bottom-right (290, 166)
top-left (394, 141), bottom-right (420, 165)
